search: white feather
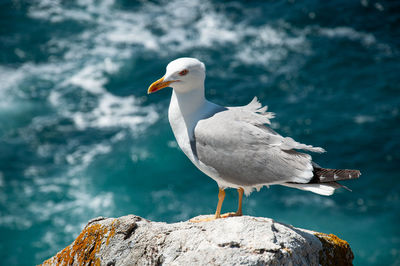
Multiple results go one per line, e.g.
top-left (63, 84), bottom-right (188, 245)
top-left (281, 183), bottom-right (340, 196)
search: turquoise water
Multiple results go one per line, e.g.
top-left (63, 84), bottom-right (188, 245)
top-left (0, 0), bottom-right (399, 265)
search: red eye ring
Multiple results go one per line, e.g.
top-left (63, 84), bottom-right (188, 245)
top-left (179, 69), bottom-right (188, 76)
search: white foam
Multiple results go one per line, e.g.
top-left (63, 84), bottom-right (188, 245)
top-left (38, 185), bottom-right (63, 193)
top-left (105, 19), bottom-right (159, 50)
top-left (167, 140), bottom-right (178, 149)
top-left (354, 115), bottom-right (375, 124)
top-left (0, 66), bottom-right (25, 109)
top-left (236, 25), bottom-right (309, 66)
top-left (303, 26), bottom-right (376, 46)
top-left (320, 27), bottom-right (376, 45)
top-left (95, 193), bottom-right (113, 209)
top-left (66, 143), bottom-right (111, 167)
top-left (68, 65), bottom-right (107, 94)
top-left (0, 215), bottom-right (33, 230)
top-left (25, 0), bottom-right (383, 92)
top-left (70, 93), bottom-right (159, 130)
top-left (195, 13), bottom-right (238, 47)
top-left (131, 149), bottom-right (151, 163)
top-left (25, 0), bottom-right (385, 74)
top-left (23, 1), bottom-right (165, 136)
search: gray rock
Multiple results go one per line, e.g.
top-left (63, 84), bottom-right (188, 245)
top-left (41, 215), bottom-right (353, 266)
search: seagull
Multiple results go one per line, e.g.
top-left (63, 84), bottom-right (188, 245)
top-left (148, 57), bottom-right (360, 222)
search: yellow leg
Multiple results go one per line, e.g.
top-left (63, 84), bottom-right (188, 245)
top-left (236, 187), bottom-right (244, 216)
top-left (221, 187), bottom-right (244, 218)
top-left (190, 188), bottom-right (225, 222)
top-left (214, 189), bottom-right (225, 218)
top-left (190, 187), bottom-right (243, 223)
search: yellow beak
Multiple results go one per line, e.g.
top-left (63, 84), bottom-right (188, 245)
top-left (147, 76), bottom-right (177, 94)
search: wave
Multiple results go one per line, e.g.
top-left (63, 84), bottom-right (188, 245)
top-left (24, 0), bottom-right (386, 75)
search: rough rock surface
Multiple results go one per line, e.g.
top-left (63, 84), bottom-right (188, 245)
top-left (41, 215), bottom-right (353, 266)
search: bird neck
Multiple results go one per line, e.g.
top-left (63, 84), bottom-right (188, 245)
top-left (171, 87), bottom-right (207, 144)
top-left (172, 87), bottom-right (206, 117)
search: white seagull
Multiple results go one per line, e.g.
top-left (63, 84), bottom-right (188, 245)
top-left (148, 57), bottom-right (360, 222)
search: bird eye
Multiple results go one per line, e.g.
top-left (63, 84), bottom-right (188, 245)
top-left (179, 69), bottom-right (188, 76)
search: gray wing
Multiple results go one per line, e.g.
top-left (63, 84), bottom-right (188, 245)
top-left (193, 97), bottom-right (325, 187)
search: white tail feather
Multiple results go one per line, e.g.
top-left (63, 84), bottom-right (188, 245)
top-left (281, 182), bottom-right (341, 196)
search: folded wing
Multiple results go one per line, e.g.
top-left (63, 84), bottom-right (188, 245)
top-left (193, 97), bottom-right (325, 187)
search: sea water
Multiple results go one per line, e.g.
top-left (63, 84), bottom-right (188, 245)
top-left (0, 0), bottom-right (399, 265)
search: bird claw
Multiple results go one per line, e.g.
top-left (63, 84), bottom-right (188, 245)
top-left (189, 215), bottom-right (216, 223)
top-left (221, 212), bottom-right (242, 218)
top-left (189, 212), bottom-right (242, 223)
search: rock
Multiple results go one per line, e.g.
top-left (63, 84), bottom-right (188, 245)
top-left (41, 215), bottom-right (353, 266)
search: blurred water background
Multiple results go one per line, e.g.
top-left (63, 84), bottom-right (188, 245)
top-left (0, 0), bottom-right (399, 265)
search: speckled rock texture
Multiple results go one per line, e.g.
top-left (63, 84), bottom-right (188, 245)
top-left (41, 215), bottom-right (353, 266)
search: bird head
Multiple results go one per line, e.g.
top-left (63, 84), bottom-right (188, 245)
top-left (147, 57), bottom-right (206, 94)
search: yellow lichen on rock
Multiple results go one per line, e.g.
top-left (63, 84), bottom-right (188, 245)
top-left (315, 233), bottom-right (354, 266)
top-left (106, 219), bottom-right (118, 246)
top-left (41, 223), bottom-right (108, 266)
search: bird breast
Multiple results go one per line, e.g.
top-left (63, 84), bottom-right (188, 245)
top-left (168, 96), bottom-right (196, 162)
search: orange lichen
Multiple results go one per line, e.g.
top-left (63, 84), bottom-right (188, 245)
top-left (41, 223), bottom-right (109, 266)
top-left (106, 219), bottom-right (118, 246)
top-left (315, 233), bottom-right (354, 266)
